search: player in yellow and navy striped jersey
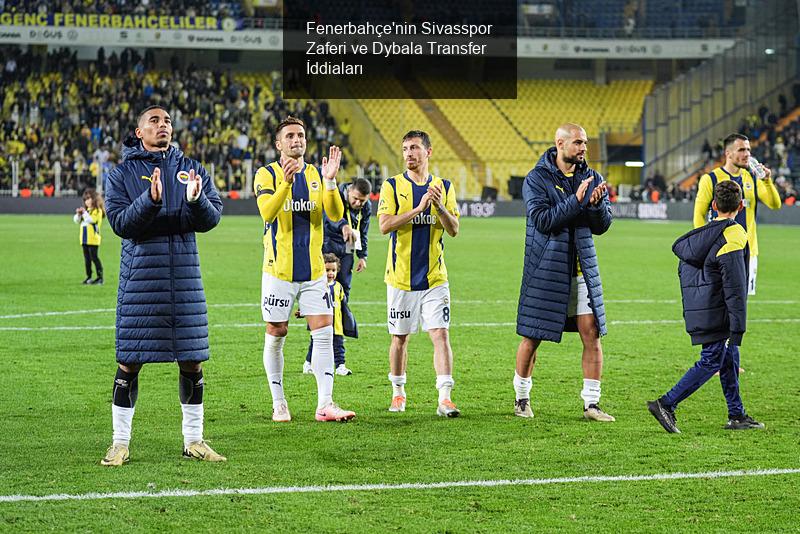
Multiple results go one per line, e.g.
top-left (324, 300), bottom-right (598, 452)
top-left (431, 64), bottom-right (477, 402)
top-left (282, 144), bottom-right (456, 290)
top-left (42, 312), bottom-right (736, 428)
top-left (73, 188), bottom-right (104, 285)
top-left (693, 133), bottom-right (781, 295)
top-left (378, 130), bottom-right (461, 418)
top-left (253, 116), bottom-right (354, 424)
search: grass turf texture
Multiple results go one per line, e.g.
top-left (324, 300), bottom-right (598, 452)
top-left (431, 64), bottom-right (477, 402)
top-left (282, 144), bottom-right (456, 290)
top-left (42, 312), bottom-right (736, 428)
top-left (0, 214), bottom-right (798, 531)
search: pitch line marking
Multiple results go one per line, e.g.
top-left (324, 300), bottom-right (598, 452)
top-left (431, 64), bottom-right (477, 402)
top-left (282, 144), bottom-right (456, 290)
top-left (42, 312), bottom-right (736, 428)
top-left (1, 318), bottom-right (799, 332)
top-left (1, 467), bottom-right (798, 504)
top-left (1, 300), bottom-right (796, 320)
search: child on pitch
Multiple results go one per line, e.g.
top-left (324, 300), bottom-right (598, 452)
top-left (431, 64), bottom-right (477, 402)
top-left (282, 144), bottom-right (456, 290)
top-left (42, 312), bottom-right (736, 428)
top-left (647, 180), bottom-right (765, 433)
top-left (73, 188), bottom-right (105, 285)
top-left (301, 253), bottom-right (358, 376)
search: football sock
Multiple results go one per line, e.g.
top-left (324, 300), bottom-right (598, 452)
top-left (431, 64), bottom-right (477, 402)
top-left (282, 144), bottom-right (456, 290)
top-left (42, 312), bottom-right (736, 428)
top-left (436, 375), bottom-right (454, 403)
top-left (581, 378), bottom-right (602, 409)
top-left (263, 333), bottom-right (286, 407)
top-left (181, 403), bottom-right (204, 446)
top-left (111, 368), bottom-right (138, 446)
top-left (111, 405), bottom-right (134, 447)
top-left (179, 370), bottom-right (204, 446)
top-left (513, 372), bottom-right (532, 401)
top-left (310, 326), bottom-right (335, 409)
top-left (388, 373), bottom-right (406, 397)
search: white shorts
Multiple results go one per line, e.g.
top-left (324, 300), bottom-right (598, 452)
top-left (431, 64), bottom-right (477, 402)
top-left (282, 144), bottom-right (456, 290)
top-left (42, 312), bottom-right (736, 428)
top-left (387, 283), bottom-right (451, 335)
top-left (568, 276), bottom-right (592, 317)
top-left (261, 272), bottom-right (332, 322)
top-left (748, 255), bottom-right (757, 296)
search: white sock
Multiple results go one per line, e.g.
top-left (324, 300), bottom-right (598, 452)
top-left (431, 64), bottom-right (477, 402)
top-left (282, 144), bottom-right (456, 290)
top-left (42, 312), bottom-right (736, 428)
top-left (436, 375), bottom-right (454, 404)
top-left (263, 333), bottom-right (286, 407)
top-left (181, 403), bottom-right (204, 446)
top-left (513, 372), bottom-right (532, 401)
top-left (388, 373), bottom-right (406, 397)
top-left (111, 405), bottom-right (134, 446)
top-left (581, 378), bottom-right (601, 409)
top-left (311, 326), bottom-right (335, 409)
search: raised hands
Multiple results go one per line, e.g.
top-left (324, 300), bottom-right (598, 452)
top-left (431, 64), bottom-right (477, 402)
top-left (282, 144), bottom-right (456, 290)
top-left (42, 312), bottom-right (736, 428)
top-left (589, 182), bottom-right (607, 205)
top-left (428, 184), bottom-right (446, 211)
top-left (321, 145), bottom-right (342, 183)
top-left (150, 167), bottom-right (162, 202)
top-left (575, 177), bottom-right (593, 203)
top-left (280, 156), bottom-right (301, 184)
top-left (186, 169), bottom-right (202, 202)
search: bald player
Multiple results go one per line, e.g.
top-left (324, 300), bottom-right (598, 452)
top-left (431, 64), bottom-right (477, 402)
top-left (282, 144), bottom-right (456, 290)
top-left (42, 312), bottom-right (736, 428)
top-left (514, 124), bottom-right (615, 422)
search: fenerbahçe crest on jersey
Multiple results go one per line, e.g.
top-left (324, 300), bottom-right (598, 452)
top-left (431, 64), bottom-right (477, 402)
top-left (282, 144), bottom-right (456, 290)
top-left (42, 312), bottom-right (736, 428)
top-left (254, 161), bottom-right (341, 282)
top-left (378, 172), bottom-right (460, 291)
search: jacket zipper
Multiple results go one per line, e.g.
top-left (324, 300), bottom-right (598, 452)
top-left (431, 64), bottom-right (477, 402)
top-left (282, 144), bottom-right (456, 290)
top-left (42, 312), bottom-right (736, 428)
top-left (163, 151), bottom-right (177, 361)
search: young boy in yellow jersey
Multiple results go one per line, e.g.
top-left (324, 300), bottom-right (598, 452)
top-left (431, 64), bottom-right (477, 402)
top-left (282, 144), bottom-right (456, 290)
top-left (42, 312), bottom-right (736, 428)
top-left (302, 254), bottom-right (358, 376)
top-left (377, 130), bottom-right (461, 417)
top-left (73, 188), bottom-right (104, 285)
top-left (253, 116), bottom-right (355, 423)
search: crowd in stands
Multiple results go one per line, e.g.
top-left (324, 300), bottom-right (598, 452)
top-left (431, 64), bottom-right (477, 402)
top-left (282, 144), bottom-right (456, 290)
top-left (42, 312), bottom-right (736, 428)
top-left (0, 45), bottom-right (347, 195)
top-left (0, 0), bottom-right (242, 18)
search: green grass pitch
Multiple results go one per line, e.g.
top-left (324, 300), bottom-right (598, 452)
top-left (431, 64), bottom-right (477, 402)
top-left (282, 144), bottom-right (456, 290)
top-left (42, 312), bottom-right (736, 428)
top-left (1, 213), bottom-right (799, 531)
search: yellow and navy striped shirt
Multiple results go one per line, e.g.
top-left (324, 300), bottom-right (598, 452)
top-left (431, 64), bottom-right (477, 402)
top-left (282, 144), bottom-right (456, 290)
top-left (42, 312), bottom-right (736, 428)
top-left (693, 166), bottom-right (781, 257)
top-left (329, 280), bottom-right (345, 336)
top-left (378, 172), bottom-right (459, 291)
top-left (254, 161), bottom-right (344, 282)
top-left (75, 207), bottom-right (103, 246)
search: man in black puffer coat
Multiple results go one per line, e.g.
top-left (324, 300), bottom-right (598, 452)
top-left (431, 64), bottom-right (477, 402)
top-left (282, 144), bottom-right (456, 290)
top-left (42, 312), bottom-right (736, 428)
top-left (648, 180), bottom-right (765, 433)
top-left (100, 105), bottom-right (225, 466)
top-left (514, 124), bottom-right (614, 422)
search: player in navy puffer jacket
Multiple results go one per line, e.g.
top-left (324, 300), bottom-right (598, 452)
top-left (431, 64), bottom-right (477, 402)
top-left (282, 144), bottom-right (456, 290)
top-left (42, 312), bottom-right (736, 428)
top-left (99, 105), bottom-right (225, 466)
top-left (514, 124), bottom-right (614, 423)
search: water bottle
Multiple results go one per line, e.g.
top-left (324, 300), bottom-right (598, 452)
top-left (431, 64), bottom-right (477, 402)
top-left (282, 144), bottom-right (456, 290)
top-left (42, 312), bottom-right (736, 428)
top-left (748, 156), bottom-right (766, 179)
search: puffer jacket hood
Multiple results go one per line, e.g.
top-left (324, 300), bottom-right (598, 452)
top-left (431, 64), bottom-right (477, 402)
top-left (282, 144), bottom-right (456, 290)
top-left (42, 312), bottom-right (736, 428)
top-left (672, 219), bottom-right (734, 268)
top-left (535, 146), bottom-right (590, 177)
top-left (121, 136), bottom-right (183, 164)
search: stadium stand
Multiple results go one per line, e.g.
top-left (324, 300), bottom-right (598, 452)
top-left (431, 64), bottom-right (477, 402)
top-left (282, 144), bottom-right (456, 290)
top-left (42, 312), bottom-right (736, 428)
top-left (493, 79), bottom-right (653, 143)
top-left (351, 78), bottom-right (490, 198)
top-left (0, 0), bottom-right (243, 18)
top-left (0, 46), bottom-right (345, 195)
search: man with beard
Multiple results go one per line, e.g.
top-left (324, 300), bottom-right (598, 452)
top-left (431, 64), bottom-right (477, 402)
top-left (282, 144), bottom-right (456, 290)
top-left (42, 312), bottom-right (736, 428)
top-left (377, 130), bottom-right (461, 417)
top-left (514, 123), bottom-right (615, 422)
top-left (253, 116), bottom-right (355, 423)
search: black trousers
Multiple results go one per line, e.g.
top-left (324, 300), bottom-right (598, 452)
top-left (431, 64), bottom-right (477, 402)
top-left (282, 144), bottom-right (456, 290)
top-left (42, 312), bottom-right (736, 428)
top-left (82, 244), bottom-right (103, 278)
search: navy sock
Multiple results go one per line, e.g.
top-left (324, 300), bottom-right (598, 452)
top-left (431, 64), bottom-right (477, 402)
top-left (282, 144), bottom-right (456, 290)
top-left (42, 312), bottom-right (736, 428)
top-left (112, 368), bottom-right (139, 408)
top-left (179, 369), bottom-right (204, 405)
